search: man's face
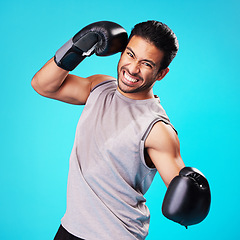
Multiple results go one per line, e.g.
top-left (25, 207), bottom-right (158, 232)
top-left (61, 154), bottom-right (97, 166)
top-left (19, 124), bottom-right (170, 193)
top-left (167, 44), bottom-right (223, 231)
top-left (117, 35), bottom-right (168, 99)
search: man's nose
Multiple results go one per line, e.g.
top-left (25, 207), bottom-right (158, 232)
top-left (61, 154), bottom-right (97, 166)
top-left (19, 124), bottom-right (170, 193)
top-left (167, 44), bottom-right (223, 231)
top-left (128, 61), bottom-right (140, 75)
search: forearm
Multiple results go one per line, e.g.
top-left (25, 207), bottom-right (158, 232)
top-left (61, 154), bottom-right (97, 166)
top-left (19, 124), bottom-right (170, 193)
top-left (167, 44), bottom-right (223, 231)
top-left (31, 21), bottom-right (127, 104)
top-left (31, 58), bottom-right (69, 95)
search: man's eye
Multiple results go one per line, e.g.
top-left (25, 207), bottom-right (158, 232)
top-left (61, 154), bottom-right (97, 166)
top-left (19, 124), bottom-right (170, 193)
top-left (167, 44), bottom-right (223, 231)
top-left (143, 62), bottom-right (152, 68)
top-left (127, 52), bottom-right (134, 58)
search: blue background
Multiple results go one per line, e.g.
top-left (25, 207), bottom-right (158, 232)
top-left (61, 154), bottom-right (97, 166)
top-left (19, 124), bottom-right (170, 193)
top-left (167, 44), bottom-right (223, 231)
top-left (0, 0), bottom-right (239, 239)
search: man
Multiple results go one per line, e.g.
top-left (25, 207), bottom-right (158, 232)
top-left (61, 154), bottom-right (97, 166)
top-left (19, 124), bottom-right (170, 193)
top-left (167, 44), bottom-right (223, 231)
top-left (32, 21), bottom-right (210, 240)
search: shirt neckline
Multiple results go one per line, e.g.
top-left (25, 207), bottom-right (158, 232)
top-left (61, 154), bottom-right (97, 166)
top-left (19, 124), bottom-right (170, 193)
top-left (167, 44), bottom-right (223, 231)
top-left (116, 88), bottom-right (160, 104)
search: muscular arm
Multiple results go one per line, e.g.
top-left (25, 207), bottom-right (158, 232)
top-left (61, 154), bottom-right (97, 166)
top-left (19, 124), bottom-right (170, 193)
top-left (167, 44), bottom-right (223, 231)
top-left (31, 21), bottom-right (127, 105)
top-left (145, 121), bottom-right (185, 187)
top-left (31, 58), bottom-right (114, 105)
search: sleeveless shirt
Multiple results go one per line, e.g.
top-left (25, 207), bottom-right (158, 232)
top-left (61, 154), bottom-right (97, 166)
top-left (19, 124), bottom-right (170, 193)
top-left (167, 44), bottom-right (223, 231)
top-left (61, 80), bottom-right (175, 240)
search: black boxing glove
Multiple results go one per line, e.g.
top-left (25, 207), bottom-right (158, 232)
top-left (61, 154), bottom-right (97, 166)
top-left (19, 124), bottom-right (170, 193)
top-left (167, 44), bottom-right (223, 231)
top-left (54, 21), bottom-right (128, 71)
top-left (162, 167), bottom-right (211, 228)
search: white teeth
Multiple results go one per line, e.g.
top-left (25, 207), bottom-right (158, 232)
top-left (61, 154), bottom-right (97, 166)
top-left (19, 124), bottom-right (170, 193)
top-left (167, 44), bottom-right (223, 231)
top-left (124, 72), bottom-right (138, 83)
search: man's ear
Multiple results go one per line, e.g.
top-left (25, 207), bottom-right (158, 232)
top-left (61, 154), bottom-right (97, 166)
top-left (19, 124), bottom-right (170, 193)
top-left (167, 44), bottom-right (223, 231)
top-left (156, 67), bottom-right (169, 81)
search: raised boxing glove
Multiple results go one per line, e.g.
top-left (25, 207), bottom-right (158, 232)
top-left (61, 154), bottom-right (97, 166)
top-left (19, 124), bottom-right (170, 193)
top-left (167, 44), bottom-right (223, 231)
top-left (162, 167), bottom-right (211, 228)
top-left (54, 21), bottom-right (128, 71)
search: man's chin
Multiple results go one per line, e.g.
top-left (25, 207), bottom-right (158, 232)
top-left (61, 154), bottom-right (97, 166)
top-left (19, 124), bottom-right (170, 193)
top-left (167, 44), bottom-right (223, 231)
top-left (118, 83), bottom-right (138, 94)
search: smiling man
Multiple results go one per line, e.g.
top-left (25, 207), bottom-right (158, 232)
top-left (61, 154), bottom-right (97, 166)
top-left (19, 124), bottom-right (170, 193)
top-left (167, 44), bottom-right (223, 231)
top-left (31, 20), bottom-right (210, 240)
top-left (117, 36), bottom-right (168, 99)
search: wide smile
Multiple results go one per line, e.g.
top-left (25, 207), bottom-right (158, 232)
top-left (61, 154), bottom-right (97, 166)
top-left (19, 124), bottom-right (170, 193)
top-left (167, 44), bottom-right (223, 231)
top-left (122, 71), bottom-right (140, 86)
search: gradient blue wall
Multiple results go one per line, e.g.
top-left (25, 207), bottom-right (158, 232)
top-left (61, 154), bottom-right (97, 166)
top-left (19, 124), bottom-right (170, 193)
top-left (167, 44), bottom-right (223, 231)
top-left (0, 0), bottom-right (239, 239)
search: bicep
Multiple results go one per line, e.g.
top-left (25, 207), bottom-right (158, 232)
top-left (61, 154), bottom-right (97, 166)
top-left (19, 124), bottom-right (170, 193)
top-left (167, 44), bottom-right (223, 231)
top-left (145, 122), bottom-right (185, 187)
top-left (34, 73), bottom-right (114, 105)
top-left (54, 74), bottom-right (115, 105)
top-left (32, 57), bottom-right (115, 105)
top-left (47, 74), bottom-right (92, 105)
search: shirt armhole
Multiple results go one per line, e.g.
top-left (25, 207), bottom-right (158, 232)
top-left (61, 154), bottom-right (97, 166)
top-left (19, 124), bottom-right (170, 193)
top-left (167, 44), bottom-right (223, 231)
top-left (91, 79), bottom-right (117, 92)
top-left (140, 119), bottom-right (178, 170)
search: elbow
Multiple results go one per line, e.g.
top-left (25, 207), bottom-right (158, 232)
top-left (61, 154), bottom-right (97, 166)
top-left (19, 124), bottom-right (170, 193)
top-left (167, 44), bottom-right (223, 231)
top-left (31, 76), bottom-right (37, 91)
top-left (31, 75), bottom-right (41, 94)
top-left (31, 75), bottom-right (39, 92)
top-left (31, 75), bottom-right (47, 97)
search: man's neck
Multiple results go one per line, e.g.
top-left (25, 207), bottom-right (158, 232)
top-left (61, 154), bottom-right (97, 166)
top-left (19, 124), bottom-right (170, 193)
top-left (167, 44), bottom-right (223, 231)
top-left (117, 87), bottom-right (155, 100)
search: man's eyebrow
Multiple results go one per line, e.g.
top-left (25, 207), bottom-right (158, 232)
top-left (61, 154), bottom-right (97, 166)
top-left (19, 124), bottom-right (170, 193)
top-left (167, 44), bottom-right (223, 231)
top-left (126, 47), bottom-right (136, 57)
top-left (142, 59), bottom-right (156, 67)
top-left (126, 47), bottom-right (156, 67)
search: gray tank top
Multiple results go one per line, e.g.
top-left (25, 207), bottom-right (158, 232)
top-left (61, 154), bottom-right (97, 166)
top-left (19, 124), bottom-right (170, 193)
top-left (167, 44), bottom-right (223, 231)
top-left (61, 80), bottom-right (175, 240)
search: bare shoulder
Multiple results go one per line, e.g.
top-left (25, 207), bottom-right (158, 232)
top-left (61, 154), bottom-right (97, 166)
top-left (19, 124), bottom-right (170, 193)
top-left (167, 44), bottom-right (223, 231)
top-left (145, 121), bottom-right (179, 153)
top-left (88, 74), bottom-right (117, 90)
top-left (145, 121), bottom-right (184, 187)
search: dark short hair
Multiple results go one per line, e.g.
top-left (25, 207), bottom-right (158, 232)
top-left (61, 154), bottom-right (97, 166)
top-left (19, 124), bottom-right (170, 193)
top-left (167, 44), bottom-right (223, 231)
top-left (129, 20), bottom-right (179, 71)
